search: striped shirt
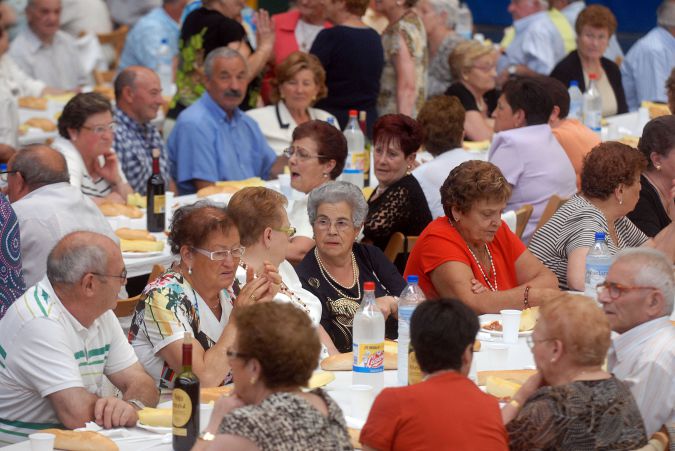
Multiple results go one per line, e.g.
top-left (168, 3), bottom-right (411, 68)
top-left (528, 195), bottom-right (647, 289)
top-left (608, 317), bottom-right (674, 437)
top-left (0, 277), bottom-right (137, 444)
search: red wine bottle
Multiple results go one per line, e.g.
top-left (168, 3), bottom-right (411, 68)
top-left (146, 148), bottom-right (165, 232)
top-left (173, 332), bottom-right (200, 451)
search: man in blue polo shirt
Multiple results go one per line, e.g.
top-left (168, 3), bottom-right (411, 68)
top-left (168, 46), bottom-right (282, 195)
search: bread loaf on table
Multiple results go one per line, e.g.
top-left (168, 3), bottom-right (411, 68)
top-left (115, 228), bottom-right (155, 241)
top-left (120, 239), bottom-right (164, 253)
top-left (41, 429), bottom-right (119, 451)
top-left (99, 203), bottom-right (143, 218)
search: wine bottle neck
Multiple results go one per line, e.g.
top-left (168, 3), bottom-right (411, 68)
top-left (182, 343), bottom-right (192, 370)
top-left (152, 157), bottom-right (160, 174)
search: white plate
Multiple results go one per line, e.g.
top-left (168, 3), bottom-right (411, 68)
top-left (479, 314), bottom-right (534, 336)
top-left (122, 251), bottom-right (163, 258)
top-left (136, 421), bottom-right (171, 434)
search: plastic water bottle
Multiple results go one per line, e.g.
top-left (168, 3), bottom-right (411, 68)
top-left (584, 232), bottom-right (612, 299)
top-left (0, 163), bottom-right (7, 190)
top-left (456, 2), bottom-right (473, 40)
top-left (397, 275), bottom-right (426, 386)
top-left (342, 109), bottom-right (365, 187)
top-left (583, 73), bottom-right (602, 137)
top-left (156, 38), bottom-right (173, 96)
top-left (353, 281), bottom-right (385, 393)
top-left (568, 80), bottom-right (583, 121)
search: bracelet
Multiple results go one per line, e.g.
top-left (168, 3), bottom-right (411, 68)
top-left (508, 399), bottom-right (521, 409)
top-left (523, 285), bottom-right (531, 309)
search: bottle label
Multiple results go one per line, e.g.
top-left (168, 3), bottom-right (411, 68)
top-left (153, 194), bottom-right (166, 214)
top-left (408, 348), bottom-right (423, 385)
top-left (172, 427), bottom-right (187, 436)
top-left (172, 388), bottom-right (192, 427)
top-left (350, 152), bottom-right (367, 171)
top-left (352, 342), bottom-right (384, 373)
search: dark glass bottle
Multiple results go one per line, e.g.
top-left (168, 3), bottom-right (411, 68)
top-left (146, 148), bottom-right (165, 232)
top-left (359, 111), bottom-right (371, 187)
top-left (172, 332), bottom-right (200, 451)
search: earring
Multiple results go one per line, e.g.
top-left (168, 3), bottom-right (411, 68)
top-left (655, 164), bottom-right (661, 171)
top-left (322, 173), bottom-right (328, 178)
top-left (406, 165), bottom-right (412, 175)
top-left (463, 75), bottom-right (469, 81)
top-left (250, 377), bottom-right (257, 385)
top-left (188, 266), bottom-right (193, 275)
top-left (618, 197), bottom-right (623, 205)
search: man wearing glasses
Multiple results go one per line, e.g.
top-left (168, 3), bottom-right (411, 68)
top-left (598, 247), bottom-right (674, 437)
top-left (0, 231), bottom-right (159, 444)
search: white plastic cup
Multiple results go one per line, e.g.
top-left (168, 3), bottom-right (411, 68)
top-left (200, 403), bottom-right (214, 432)
top-left (29, 432), bottom-right (55, 451)
top-left (484, 342), bottom-right (509, 370)
top-left (277, 174), bottom-right (292, 200)
top-left (164, 191), bottom-right (175, 231)
top-left (500, 309), bottom-right (522, 344)
top-left (350, 384), bottom-right (374, 421)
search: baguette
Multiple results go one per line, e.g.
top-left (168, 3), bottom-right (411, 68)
top-left (307, 370), bottom-right (335, 389)
top-left (99, 203), bottom-right (143, 218)
top-left (115, 228), bottom-right (155, 241)
top-left (476, 369), bottom-right (536, 386)
top-left (200, 385), bottom-right (234, 403)
top-left (120, 239), bottom-right (164, 253)
top-left (137, 407), bottom-right (172, 428)
top-left (41, 429), bottom-right (118, 451)
top-left (320, 350), bottom-right (397, 371)
top-left (18, 96), bottom-right (48, 110)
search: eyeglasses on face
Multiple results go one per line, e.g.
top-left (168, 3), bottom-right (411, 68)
top-left (226, 348), bottom-right (249, 360)
top-left (0, 170), bottom-right (19, 183)
top-left (81, 122), bottom-right (117, 135)
top-left (526, 335), bottom-right (557, 349)
top-left (192, 246), bottom-right (245, 261)
top-left (314, 216), bottom-right (354, 232)
top-left (282, 146), bottom-right (326, 161)
top-left (92, 268), bottom-right (128, 282)
top-left (596, 281), bottom-right (658, 300)
top-left (273, 225), bottom-right (296, 238)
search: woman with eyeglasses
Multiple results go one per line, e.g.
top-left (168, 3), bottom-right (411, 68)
top-left (297, 181), bottom-right (404, 354)
top-left (529, 142), bottom-right (675, 291)
top-left (504, 294), bottom-right (647, 450)
top-left (53, 92), bottom-right (132, 204)
top-left (129, 202), bottom-right (282, 388)
top-left (194, 302), bottom-right (351, 450)
top-left (285, 119), bottom-right (348, 265)
top-left (363, 114), bottom-right (432, 271)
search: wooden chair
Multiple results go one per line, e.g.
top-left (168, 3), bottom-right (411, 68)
top-left (383, 232), bottom-right (419, 264)
top-left (114, 263), bottom-right (164, 317)
top-left (534, 195), bottom-right (569, 232)
top-left (514, 204), bottom-right (534, 239)
top-left (93, 25), bottom-right (129, 84)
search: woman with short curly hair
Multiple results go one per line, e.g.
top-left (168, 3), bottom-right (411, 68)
top-left (530, 141), bottom-right (675, 290)
top-left (404, 160), bottom-right (560, 313)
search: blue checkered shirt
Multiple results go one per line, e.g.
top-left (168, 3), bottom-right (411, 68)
top-left (113, 108), bottom-right (170, 195)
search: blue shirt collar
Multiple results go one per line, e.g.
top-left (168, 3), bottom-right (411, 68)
top-left (202, 91), bottom-right (242, 123)
top-left (514, 11), bottom-right (547, 33)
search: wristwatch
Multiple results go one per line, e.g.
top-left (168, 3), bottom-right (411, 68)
top-left (128, 399), bottom-right (145, 410)
top-left (199, 432), bottom-right (216, 441)
top-left (508, 65), bottom-right (518, 76)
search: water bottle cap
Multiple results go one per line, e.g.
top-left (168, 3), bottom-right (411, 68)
top-left (406, 275), bottom-right (419, 283)
top-left (348, 109), bottom-right (358, 117)
top-left (570, 80), bottom-right (579, 87)
top-left (343, 168), bottom-right (363, 174)
top-left (364, 281), bottom-right (375, 291)
top-left (161, 38), bottom-right (168, 44)
top-left (594, 232), bottom-right (606, 240)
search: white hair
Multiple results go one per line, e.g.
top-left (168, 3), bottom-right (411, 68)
top-left (307, 181), bottom-right (368, 228)
top-left (614, 247), bottom-right (675, 316)
top-left (204, 47), bottom-right (247, 79)
top-left (657, 0), bottom-right (675, 27)
top-left (426, 0), bottom-right (459, 29)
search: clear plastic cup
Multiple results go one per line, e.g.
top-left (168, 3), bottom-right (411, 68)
top-left (29, 432), bottom-right (55, 451)
top-left (500, 309), bottom-right (522, 344)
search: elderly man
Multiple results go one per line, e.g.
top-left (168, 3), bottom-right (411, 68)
top-left (599, 247), bottom-right (674, 437)
top-left (168, 47), bottom-right (282, 195)
top-left (8, 0), bottom-right (87, 90)
top-left (0, 231), bottom-right (159, 444)
top-left (7, 145), bottom-right (117, 287)
top-left (621, 0), bottom-right (675, 111)
top-left (119, 0), bottom-right (187, 71)
top-left (497, 0), bottom-right (567, 81)
top-left (113, 66), bottom-right (175, 194)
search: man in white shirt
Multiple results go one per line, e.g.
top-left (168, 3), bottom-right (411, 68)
top-left (599, 247), bottom-right (674, 437)
top-left (8, 0), bottom-right (87, 90)
top-left (0, 231), bottom-right (159, 444)
top-left (7, 145), bottom-right (117, 287)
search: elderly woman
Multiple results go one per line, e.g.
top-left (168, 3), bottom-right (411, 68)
top-left (550, 5), bottom-right (627, 116)
top-left (413, 95), bottom-right (476, 218)
top-left (530, 142), bottom-right (675, 290)
top-left (376, 0), bottom-right (427, 117)
top-left (489, 76), bottom-right (577, 242)
top-left (297, 181), bottom-right (404, 353)
top-left (363, 114), bottom-right (432, 269)
top-left (310, 0), bottom-right (384, 133)
top-left (361, 298), bottom-right (509, 450)
top-left (418, 0), bottom-right (464, 98)
top-left (285, 119), bottom-right (348, 264)
top-left (53, 92), bottom-right (133, 204)
top-left (404, 160), bottom-right (560, 313)
top-left (194, 302), bottom-right (351, 450)
top-left (128, 202), bottom-right (281, 388)
top-left (504, 295), bottom-right (647, 450)
top-left (246, 52), bottom-right (336, 155)
top-left (627, 116), bottom-right (675, 237)
top-left (445, 40), bottom-right (498, 142)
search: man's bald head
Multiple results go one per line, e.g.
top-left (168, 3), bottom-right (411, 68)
top-left (114, 66), bottom-right (164, 124)
top-left (8, 145), bottom-right (69, 200)
top-left (47, 231), bottom-right (118, 286)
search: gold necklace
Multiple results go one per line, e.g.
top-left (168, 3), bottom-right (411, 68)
top-left (314, 248), bottom-right (361, 301)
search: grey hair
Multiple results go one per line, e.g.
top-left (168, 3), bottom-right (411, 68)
top-left (613, 247), bottom-right (674, 315)
top-left (307, 181), bottom-right (368, 228)
top-left (426, 0), bottom-right (459, 29)
top-left (657, 0), bottom-right (675, 27)
top-left (204, 47), bottom-right (247, 80)
top-left (46, 233), bottom-right (110, 285)
top-left (113, 67), bottom-right (138, 101)
top-left (13, 145), bottom-right (70, 190)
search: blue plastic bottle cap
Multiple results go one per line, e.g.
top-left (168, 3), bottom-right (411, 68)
top-left (570, 80), bottom-right (579, 87)
top-left (343, 168), bottom-right (363, 174)
top-left (406, 275), bottom-right (419, 283)
top-left (594, 232), bottom-right (606, 240)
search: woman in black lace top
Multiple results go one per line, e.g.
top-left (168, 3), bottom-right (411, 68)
top-left (363, 114), bottom-right (432, 269)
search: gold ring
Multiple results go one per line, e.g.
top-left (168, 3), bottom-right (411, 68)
top-left (250, 294), bottom-right (257, 302)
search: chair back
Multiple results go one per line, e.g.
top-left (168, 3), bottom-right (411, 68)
top-left (534, 195), bottom-right (568, 232)
top-left (383, 232), bottom-right (419, 263)
top-left (114, 264), bottom-right (165, 317)
top-left (94, 25), bottom-right (129, 84)
top-left (514, 204), bottom-right (534, 239)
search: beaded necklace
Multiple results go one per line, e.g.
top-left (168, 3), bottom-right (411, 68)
top-left (314, 248), bottom-right (361, 301)
top-left (448, 218), bottom-right (498, 291)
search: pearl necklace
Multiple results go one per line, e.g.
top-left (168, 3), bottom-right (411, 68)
top-left (314, 248), bottom-right (361, 301)
top-left (467, 244), bottom-right (498, 291)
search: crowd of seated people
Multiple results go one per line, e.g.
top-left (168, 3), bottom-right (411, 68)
top-left (0, 0), bottom-right (674, 447)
